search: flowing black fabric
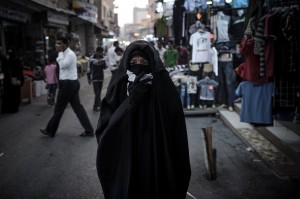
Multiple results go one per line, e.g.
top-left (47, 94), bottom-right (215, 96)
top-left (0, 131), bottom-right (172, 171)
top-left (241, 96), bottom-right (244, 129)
top-left (1, 53), bottom-right (24, 113)
top-left (96, 40), bottom-right (191, 199)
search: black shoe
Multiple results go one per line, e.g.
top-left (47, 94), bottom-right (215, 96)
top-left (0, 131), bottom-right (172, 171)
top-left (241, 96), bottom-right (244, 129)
top-left (40, 128), bottom-right (55, 137)
top-left (79, 131), bottom-right (95, 137)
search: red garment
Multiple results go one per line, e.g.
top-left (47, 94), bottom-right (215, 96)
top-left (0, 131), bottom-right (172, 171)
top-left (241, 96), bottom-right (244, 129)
top-left (235, 63), bottom-right (245, 78)
top-left (23, 70), bottom-right (34, 76)
top-left (239, 36), bottom-right (269, 83)
top-left (177, 46), bottom-right (189, 65)
top-left (264, 12), bottom-right (277, 77)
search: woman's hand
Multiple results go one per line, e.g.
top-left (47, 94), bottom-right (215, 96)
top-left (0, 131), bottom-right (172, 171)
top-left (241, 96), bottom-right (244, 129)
top-left (128, 72), bottom-right (152, 112)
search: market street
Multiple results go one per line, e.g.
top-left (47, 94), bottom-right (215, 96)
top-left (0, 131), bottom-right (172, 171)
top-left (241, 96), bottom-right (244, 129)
top-left (0, 70), bottom-right (299, 199)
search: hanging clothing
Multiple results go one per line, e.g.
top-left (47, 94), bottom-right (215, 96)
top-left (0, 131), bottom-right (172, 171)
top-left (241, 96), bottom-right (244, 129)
top-left (282, 8), bottom-right (300, 72)
top-left (239, 36), bottom-right (270, 83)
top-left (253, 16), bottom-right (267, 76)
top-left (231, 0), bottom-right (248, 8)
top-left (197, 77), bottom-right (219, 100)
top-left (229, 11), bottom-right (246, 43)
top-left (187, 75), bottom-right (198, 94)
top-left (216, 61), bottom-right (236, 106)
top-left (210, 46), bottom-right (219, 76)
top-left (244, 0), bottom-right (264, 30)
top-left (156, 17), bottom-right (168, 38)
top-left (189, 30), bottom-right (211, 63)
top-left (216, 11), bottom-right (231, 42)
top-left (236, 81), bottom-right (274, 124)
top-left (184, 0), bottom-right (207, 11)
top-left (212, 0), bottom-right (225, 7)
top-left (173, 0), bottom-right (186, 46)
top-left (189, 21), bottom-right (205, 34)
top-left (211, 12), bottom-right (231, 43)
top-left (264, 11), bottom-right (279, 76)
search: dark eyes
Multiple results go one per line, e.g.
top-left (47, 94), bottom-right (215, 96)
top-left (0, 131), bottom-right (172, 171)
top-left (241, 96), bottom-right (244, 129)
top-left (130, 59), bottom-right (149, 65)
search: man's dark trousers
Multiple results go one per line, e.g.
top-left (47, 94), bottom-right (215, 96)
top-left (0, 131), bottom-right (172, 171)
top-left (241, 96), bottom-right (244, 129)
top-left (46, 80), bottom-right (94, 135)
top-left (92, 80), bottom-right (103, 108)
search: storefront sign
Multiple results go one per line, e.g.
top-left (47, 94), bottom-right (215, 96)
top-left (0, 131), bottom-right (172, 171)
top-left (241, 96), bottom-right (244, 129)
top-left (47, 11), bottom-right (69, 26)
top-left (72, 0), bottom-right (97, 24)
top-left (0, 7), bottom-right (27, 23)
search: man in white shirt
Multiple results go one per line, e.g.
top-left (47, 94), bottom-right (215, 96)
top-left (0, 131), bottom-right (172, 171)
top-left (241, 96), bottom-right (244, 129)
top-left (106, 41), bottom-right (119, 77)
top-left (155, 40), bottom-right (166, 64)
top-left (40, 37), bottom-right (94, 137)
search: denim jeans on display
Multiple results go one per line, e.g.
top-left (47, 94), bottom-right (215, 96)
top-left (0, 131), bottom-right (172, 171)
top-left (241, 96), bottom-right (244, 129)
top-left (216, 61), bottom-right (237, 106)
top-left (180, 82), bottom-right (190, 107)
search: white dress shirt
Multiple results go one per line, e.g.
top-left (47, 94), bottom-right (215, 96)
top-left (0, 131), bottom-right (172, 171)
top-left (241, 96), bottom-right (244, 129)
top-left (106, 46), bottom-right (118, 71)
top-left (155, 46), bottom-right (166, 64)
top-left (56, 47), bottom-right (78, 80)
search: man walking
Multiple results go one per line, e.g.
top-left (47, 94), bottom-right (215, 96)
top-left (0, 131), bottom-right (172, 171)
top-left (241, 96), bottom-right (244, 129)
top-left (106, 40), bottom-right (119, 78)
top-left (40, 37), bottom-right (94, 137)
top-left (87, 47), bottom-right (107, 112)
top-left (155, 40), bottom-right (166, 64)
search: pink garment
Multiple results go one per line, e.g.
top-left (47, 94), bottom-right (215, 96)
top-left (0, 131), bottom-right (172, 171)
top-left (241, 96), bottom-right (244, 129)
top-left (44, 63), bottom-right (58, 84)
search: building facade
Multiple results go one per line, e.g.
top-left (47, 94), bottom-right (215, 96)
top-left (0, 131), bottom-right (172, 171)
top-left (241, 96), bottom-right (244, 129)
top-left (0, 0), bottom-right (116, 68)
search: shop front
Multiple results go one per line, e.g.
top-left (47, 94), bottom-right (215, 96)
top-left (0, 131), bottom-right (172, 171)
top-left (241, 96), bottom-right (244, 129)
top-left (0, 3), bottom-right (33, 107)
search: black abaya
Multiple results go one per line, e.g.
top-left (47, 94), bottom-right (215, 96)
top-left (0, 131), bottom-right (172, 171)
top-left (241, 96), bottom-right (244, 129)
top-left (96, 40), bottom-right (191, 199)
top-left (1, 55), bottom-right (24, 113)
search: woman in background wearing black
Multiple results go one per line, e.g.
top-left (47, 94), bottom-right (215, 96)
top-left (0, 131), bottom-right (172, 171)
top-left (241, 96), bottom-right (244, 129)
top-left (1, 48), bottom-right (24, 113)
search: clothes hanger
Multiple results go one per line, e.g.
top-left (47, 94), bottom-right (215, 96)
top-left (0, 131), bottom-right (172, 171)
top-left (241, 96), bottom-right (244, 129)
top-left (198, 28), bottom-right (205, 33)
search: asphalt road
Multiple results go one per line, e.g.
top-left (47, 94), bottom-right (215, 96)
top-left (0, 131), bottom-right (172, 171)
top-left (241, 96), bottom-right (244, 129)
top-left (0, 69), bottom-right (299, 199)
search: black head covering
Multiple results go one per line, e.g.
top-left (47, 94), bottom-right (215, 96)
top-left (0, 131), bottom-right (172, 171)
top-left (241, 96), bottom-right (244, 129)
top-left (129, 49), bottom-right (149, 61)
top-left (96, 40), bottom-right (191, 199)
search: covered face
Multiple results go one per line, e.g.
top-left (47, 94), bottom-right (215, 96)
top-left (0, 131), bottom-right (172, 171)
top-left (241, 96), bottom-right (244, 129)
top-left (128, 50), bottom-right (152, 75)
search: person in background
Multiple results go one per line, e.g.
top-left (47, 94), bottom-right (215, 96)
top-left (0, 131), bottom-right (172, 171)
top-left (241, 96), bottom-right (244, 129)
top-left (106, 40), bottom-right (119, 79)
top-left (87, 47), bottom-right (107, 112)
top-left (177, 43), bottom-right (190, 65)
top-left (163, 40), bottom-right (178, 68)
top-left (155, 40), bottom-right (166, 65)
top-left (40, 37), bottom-right (94, 137)
top-left (1, 48), bottom-right (24, 113)
top-left (114, 46), bottom-right (124, 67)
top-left (95, 40), bottom-right (191, 199)
top-left (44, 53), bottom-right (58, 106)
top-left (106, 46), bottom-right (124, 86)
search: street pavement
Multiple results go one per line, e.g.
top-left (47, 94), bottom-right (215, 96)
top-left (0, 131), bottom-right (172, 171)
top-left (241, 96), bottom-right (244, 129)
top-left (0, 69), bottom-right (299, 199)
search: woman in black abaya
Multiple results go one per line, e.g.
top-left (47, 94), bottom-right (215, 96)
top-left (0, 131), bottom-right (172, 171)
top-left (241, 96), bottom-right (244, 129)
top-left (96, 40), bottom-right (191, 199)
top-left (1, 49), bottom-right (24, 113)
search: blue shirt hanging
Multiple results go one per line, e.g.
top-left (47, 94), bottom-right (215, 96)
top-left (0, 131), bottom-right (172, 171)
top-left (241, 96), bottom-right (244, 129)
top-left (212, 0), bottom-right (225, 7)
top-left (184, 0), bottom-right (207, 11)
top-left (235, 81), bottom-right (274, 124)
top-left (231, 0), bottom-right (248, 8)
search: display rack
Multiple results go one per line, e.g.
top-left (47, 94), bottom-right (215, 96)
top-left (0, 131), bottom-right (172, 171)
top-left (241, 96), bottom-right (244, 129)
top-left (275, 77), bottom-right (300, 108)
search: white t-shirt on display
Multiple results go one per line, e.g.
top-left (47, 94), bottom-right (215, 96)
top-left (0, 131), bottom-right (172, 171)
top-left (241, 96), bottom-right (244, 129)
top-left (189, 30), bottom-right (211, 63)
top-left (187, 75), bottom-right (198, 94)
